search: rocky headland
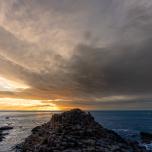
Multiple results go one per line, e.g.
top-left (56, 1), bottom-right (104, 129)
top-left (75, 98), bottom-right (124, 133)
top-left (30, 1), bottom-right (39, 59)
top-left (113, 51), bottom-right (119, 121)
top-left (19, 109), bottom-right (148, 152)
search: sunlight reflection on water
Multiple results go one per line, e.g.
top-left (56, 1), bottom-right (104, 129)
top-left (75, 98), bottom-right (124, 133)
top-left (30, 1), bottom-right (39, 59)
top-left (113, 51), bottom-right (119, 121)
top-left (0, 111), bottom-right (59, 152)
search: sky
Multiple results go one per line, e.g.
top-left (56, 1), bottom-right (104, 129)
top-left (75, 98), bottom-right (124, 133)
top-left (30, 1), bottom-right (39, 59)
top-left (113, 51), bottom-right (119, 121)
top-left (0, 0), bottom-right (152, 110)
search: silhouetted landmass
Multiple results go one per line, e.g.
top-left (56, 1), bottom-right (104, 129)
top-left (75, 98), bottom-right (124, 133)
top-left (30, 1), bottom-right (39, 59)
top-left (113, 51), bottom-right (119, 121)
top-left (19, 109), bottom-right (147, 152)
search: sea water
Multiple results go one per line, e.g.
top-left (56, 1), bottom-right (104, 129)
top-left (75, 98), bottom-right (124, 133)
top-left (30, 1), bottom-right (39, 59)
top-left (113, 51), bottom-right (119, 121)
top-left (0, 111), bottom-right (152, 152)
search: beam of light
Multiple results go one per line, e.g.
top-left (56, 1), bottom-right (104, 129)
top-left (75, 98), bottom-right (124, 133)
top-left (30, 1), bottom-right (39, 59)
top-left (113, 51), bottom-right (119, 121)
top-left (0, 76), bottom-right (29, 91)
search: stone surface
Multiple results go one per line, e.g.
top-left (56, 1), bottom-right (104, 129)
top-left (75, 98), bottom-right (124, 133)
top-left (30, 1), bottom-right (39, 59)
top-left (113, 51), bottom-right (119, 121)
top-left (140, 132), bottom-right (152, 144)
top-left (0, 131), bottom-right (3, 142)
top-left (19, 109), bottom-right (147, 152)
top-left (0, 126), bottom-right (13, 131)
top-left (0, 126), bottom-right (13, 142)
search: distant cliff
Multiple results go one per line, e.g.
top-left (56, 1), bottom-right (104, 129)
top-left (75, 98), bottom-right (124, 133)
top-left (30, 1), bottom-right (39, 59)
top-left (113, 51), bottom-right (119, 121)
top-left (19, 109), bottom-right (147, 152)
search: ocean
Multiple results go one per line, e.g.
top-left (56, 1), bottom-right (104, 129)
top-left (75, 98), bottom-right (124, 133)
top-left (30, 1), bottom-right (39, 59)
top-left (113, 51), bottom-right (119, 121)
top-left (0, 111), bottom-right (152, 152)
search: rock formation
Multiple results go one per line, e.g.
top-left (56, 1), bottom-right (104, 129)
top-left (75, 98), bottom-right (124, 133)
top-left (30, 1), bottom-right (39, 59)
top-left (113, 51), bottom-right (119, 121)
top-left (0, 126), bottom-right (13, 142)
top-left (140, 132), bottom-right (152, 144)
top-left (20, 109), bottom-right (147, 152)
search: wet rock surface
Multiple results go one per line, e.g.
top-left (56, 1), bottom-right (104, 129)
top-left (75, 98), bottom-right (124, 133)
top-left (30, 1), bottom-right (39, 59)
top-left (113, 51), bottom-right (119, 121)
top-left (19, 109), bottom-right (147, 152)
top-left (0, 126), bottom-right (13, 131)
top-left (0, 126), bottom-right (13, 142)
top-left (140, 132), bottom-right (152, 144)
top-left (0, 131), bottom-right (4, 142)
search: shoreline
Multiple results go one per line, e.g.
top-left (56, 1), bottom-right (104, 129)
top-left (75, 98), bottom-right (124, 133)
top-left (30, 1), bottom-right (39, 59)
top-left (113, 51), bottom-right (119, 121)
top-left (18, 109), bottom-right (148, 152)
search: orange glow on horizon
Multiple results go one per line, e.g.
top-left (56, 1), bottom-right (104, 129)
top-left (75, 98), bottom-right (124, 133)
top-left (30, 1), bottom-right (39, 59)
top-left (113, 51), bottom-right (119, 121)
top-left (0, 98), bottom-right (60, 111)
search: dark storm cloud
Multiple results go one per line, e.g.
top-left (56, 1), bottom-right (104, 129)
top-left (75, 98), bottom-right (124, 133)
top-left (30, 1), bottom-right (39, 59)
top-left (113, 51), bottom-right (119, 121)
top-left (68, 40), bottom-right (152, 97)
top-left (0, 0), bottom-right (152, 109)
top-left (67, 0), bottom-right (152, 98)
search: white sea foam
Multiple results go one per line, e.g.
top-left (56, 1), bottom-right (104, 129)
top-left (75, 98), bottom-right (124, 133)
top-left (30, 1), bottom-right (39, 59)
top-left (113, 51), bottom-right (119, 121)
top-left (143, 143), bottom-right (152, 151)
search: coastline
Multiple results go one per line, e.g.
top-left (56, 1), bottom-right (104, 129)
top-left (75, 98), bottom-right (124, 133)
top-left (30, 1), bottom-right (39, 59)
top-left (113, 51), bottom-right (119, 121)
top-left (18, 109), bottom-right (148, 152)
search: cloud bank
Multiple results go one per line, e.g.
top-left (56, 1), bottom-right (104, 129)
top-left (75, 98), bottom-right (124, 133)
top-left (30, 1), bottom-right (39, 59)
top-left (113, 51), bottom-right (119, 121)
top-left (0, 0), bottom-right (152, 109)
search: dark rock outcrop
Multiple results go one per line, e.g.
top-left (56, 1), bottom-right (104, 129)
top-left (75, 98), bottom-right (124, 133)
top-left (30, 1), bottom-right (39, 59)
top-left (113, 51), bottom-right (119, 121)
top-left (20, 109), bottom-right (147, 152)
top-left (0, 126), bottom-right (13, 131)
top-left (0, 131), bottom-right (4, 142)
top-left (140, 132), bottom-right (152, 144)
top-left (0, 126), bottom-right (13, 142)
